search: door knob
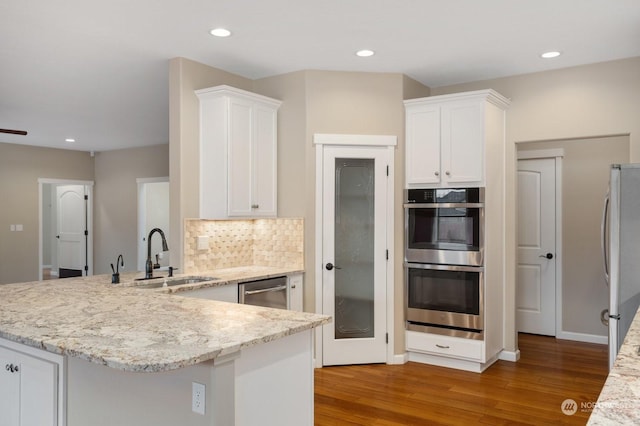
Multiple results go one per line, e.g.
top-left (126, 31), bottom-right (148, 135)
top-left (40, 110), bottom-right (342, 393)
top-left (325, 263), bottom-right (341, 271)
top-left (539, 253), bottom-right (554, 259)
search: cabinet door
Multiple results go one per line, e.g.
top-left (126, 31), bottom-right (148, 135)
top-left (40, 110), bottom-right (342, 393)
top-left (20, 354), bottom-right (57, 426)
top-left (406, 105), bottom-right (441, 186)
top-left (441, 100), bottom-right (484, 186)
top-left (288, 274), bottom-right (303, 311)
top-left (252, 104), bottom-right (278, 217)
top-left (0, 349), bottom-right (20, 426)
top-left (227, 97), bottom-right (254, 216)
top-left (0, 346), bottom-right (57, 426)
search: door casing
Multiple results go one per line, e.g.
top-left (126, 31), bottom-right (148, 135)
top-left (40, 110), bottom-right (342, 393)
top-left (38, 178), bottom-right (94, 280)
top-left (314, 134), bottom-right (396, 368)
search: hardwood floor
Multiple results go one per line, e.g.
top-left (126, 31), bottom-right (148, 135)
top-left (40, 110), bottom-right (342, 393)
top-left (315, 333), bottom-right (608, 425)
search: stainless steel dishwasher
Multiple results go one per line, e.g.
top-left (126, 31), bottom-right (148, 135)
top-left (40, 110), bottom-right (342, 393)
top-left (238, 276), bottom-right (288, 309)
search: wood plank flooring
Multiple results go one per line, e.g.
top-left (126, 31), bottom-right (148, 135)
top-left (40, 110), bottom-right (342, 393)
top-left (315, 333), bottom-right (608, 425)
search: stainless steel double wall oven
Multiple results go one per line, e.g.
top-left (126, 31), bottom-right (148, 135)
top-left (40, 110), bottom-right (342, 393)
top-left (405, 188), bottom-right (485, 339)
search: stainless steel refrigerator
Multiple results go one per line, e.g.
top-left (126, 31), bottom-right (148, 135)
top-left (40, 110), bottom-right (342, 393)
top-left (602, 163), bottom-right (640, 369)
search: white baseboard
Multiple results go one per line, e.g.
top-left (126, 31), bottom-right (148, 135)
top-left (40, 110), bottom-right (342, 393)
top-left (388, 353), bottom-right (408, 365)
top-left (499, 349), bottom-right (520, 362)
top-left (556, 331), bottom-right (608, 345)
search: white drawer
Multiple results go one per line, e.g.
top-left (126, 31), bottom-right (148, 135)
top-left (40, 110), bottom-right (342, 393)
top-left (406, 331), bottom-right (484, 361)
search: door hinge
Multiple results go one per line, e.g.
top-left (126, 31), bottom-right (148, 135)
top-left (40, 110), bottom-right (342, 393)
top-left (84, 195), bottom-right (88, 200)
top-left (84, 230), bottom-right (88, 236)
top-left (386, 165), bottom-right (389, 176)
top-left (385, 333), bottom-right (389, 344)
top-left (386, 249), bottom-right (389, 260)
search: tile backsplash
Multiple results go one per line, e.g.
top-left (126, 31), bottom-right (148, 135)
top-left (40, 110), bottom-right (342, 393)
top-left (184, 218), bottom-right (303, 273)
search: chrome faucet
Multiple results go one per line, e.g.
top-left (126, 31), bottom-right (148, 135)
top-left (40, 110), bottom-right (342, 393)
top-left (145, 228), bottom-right (168, 279)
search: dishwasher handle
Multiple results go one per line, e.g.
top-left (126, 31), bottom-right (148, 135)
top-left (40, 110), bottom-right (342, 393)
top-left (243, 284), bottom-right (287, 296)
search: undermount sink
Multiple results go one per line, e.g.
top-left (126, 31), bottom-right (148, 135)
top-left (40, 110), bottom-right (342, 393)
top-left (135, 276), bottom-right (219, 289)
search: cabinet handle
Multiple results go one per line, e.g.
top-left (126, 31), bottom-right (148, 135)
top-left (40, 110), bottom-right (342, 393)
top-left (5, 363), bottom-right (19, 373)
top-left (445, 171), bottom-right (451, 176)
top-left (434, 171), bottom-right (439, 177)
top-left (291, 284), bottom-right (296, 289)
top-left (251, 204), bottom-right (259, 209)
top-left (435, 344), bottom-right (450, 349)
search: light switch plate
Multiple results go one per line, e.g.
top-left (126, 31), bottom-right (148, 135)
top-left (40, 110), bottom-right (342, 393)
top-left (196, 236), bottom-right (209, 250)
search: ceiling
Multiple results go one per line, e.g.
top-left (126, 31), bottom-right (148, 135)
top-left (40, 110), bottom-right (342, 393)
top-left (1, 0), bottom-right (639, 152)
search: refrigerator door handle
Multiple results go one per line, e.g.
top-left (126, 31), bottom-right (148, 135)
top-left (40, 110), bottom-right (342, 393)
top-left (601, 188), bottom-right (610, 286)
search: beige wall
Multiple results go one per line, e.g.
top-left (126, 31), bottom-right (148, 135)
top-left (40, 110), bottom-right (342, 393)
top-left (93, 144), bottom-right (169, 275)
top-left (433, 57), bottom-right (640, 350)
top-left (519, 136), bottom-right (629, 336)
top-left (0, 142), bottom-right (94, 284)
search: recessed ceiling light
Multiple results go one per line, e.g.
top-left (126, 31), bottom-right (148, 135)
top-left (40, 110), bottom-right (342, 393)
top-left (210, 28), bottom-right (231, 37)
top-left (356, 49), bottom-right (375, 57)
top-left (541, 51), bottom-right (561, 59)
top-left (65, 138), bottom-right (75, 143)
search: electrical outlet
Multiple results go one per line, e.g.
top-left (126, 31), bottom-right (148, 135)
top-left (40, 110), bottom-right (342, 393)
top-left (192, 382), bottom-right (205, 415)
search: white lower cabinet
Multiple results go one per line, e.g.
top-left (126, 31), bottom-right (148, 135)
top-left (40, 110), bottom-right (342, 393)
top-left (179, 284), bottom-right (238, 303)
top-left (406, 331), bottom-right (483, 362)
top-left (179, 273), bottom-right (303, 310)
top-left (405, 331), bottom-right (500, 373)
top-left (287, 273), bottom-right (303, 312)
top-left (0, 339), bottom-right (64, 426)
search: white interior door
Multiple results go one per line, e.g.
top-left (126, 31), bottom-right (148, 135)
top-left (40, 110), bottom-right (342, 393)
top-left (137, 179), bottom-right (170, 271)
top-left (517, 158), bottom-right (557, 335)
top-left (321, 145), bottom-right (388, 365)
top-left (56, 185), bottom-right (86, 276)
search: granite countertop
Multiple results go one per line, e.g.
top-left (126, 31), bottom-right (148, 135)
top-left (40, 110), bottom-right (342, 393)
top-left (588, 308), bottom-right (640, 425)
top-left (0, 267), bottom-right (329, 373)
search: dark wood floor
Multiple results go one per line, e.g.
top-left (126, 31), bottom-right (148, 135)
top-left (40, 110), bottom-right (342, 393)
top-left (315, 333), bottom-right (608, 425)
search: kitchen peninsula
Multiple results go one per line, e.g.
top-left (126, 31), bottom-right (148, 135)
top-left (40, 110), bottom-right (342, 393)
top-left (588, 307), bottom-right (640, 425)
top-left (0, 272), bottom-right (329, 426)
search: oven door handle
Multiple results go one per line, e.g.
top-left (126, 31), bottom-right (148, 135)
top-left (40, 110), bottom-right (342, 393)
top-left (243, 285), bottom-right (288, 296)
top-left (405, 262), bottom-right (484, 272)
top-left (403, 203), bottom-right (484, 209)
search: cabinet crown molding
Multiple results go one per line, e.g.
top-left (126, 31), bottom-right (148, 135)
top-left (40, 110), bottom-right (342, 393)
top-left (195, 84), bottom-right (282, 109)
top-left (404, 89), bottom-right (510, 110)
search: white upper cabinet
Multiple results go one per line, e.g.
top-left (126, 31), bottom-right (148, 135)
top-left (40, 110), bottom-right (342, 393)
top-left (196, 85), bottom-right (282, 218)
top-left (404, 90), bottom-right (509, 188)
